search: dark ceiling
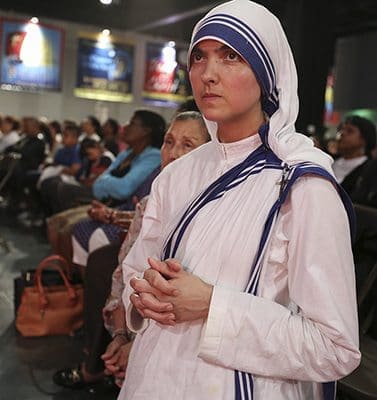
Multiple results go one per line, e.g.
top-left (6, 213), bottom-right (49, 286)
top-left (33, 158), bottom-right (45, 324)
top-left (1, 0), bottom-right (377, 43)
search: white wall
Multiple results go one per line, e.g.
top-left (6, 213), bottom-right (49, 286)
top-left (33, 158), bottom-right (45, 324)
top-left (0, 10), bottom-right (178, 125)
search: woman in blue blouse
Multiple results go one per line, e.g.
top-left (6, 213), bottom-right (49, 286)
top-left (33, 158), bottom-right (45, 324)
top-left (93, 110), bottom-right (165, 203)
top-left (45, 110), bottom-right (165, 214)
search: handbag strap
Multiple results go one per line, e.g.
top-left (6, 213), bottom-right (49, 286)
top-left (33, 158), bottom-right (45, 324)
top-left (34, 255), bottom-right (77, 308)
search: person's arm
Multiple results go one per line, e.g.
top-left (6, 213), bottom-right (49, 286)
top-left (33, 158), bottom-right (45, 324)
top-left (102, 300), bottom-right (133, 384)
top-left (102, 303), bottom-right (129, 362)
top-left (92, 150), bottom-right (130, 199)
top-left (93, 150), bottom-right (160, 201)
top-left (61, 163), bottom-right (81, 176)
top-left (197, 177), bottom-right (360, 382)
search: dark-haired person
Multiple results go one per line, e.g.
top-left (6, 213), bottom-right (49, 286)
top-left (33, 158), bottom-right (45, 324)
top-left (80, 116), bottom-right (102, 143)
top-left (333, 115), bottom-right (377, 195)
top-left (79, 115), bottom-right (102, 159)
top-left (41, 138), bottom-right (114, 215)
top-left (54, 124), bottom-right (81, 171)
top-left (39, 124), bottom-right (82, 186)
top-left (47, 120), bottom-right (63, 161)
top-left (39, 124), bottom-right (84, 216)
top-left (92, 110), bottom-right (165, 203)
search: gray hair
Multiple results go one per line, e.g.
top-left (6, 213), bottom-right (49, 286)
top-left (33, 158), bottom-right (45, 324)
top-left (172, 111), bottom-right (210, 142)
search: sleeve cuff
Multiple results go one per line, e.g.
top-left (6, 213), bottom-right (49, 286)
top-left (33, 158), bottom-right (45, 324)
top-left (126, 303), bottom-right (149, 333)
top-left (198, 285), bottom-right (233, 360)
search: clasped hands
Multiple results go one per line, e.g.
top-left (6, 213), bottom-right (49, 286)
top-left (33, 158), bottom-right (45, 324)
top-left (130, 258), bottom-right (213, 325)
top-left (88, 200), bottom-right (135, 228)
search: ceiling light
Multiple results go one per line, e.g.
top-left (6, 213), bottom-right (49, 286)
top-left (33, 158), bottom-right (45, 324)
top-left (30, 17), bottom-right (39, 24)
top-left (101, 29), bottom-right (111, 36)
top-left (99, 0), bottom-right (113, 5)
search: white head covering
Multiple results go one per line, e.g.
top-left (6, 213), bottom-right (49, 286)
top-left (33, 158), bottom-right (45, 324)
top-left (188, 0), bottom-right (333, 172)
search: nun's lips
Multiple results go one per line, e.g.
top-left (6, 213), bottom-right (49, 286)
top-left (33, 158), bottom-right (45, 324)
top-left (202, 92), bottom-right (221, 100)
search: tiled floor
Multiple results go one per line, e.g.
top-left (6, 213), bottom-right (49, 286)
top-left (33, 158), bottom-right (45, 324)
top-left (0, 212), bottom-right (117, 400)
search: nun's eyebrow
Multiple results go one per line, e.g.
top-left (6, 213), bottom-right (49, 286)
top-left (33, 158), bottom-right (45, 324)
top-left (191, 47), bottom-right (204, 56)
top-left (192, 43), bottom-right (233, 55)
top-left (218, 44), bottom-right (233, 52)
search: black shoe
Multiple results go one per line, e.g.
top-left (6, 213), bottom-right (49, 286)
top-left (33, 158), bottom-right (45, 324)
top-left (53, 366), bottom-right (87, 389)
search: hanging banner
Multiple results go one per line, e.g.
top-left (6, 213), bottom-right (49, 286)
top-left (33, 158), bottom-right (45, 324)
top-left (74, 35), bottom-right (134, 103)
top-left (143, 42), bottom-right (191, 106)
top-left (0, 18), bottom-right (64, 91)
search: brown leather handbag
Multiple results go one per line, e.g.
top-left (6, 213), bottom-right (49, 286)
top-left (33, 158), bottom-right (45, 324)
top-left (15, 255), bottom-right (84, 337)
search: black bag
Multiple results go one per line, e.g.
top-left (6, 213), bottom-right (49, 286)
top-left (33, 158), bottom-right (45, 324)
top-left (13, 256), bottom-right (82, 316)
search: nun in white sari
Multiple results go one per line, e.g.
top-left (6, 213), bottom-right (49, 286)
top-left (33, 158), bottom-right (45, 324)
top-left (119, 1), bottom-right (360, 399)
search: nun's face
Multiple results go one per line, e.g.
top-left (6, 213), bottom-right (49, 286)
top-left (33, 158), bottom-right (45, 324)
top-left (189, 40), bottom-right (262, 137)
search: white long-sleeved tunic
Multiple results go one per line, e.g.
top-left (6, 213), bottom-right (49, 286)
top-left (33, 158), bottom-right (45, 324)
top-left (120, 133), bottom-right (360, 400)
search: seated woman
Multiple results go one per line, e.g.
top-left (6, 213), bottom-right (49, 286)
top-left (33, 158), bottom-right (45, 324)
top-left (70, 110), bottom-right (167, 266)
top-left (42, 110), bottom-right (165, 215)
top-left (52, 111), bottom-right (210, 389)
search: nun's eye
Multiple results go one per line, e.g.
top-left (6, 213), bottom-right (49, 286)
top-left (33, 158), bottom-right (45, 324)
top-left (191, 52), bottom-right (203, 63)
top-left (224, 51), bottom-right (240, 61)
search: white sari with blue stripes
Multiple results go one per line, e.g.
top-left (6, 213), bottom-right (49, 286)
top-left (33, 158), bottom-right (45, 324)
top-left (120, 133), bottom-right (360, 400)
